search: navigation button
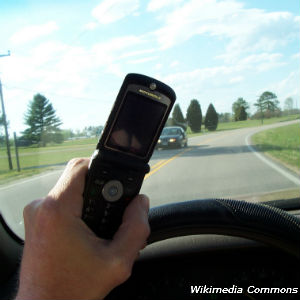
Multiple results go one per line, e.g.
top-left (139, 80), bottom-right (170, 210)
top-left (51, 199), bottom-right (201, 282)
top-left (102, 180), bottom-right (123, 202)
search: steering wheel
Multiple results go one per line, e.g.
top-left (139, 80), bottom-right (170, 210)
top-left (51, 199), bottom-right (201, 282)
top-left (106, 199), bottom-right (300, 299)
top-left (148, 199), bottom-right (300, 258)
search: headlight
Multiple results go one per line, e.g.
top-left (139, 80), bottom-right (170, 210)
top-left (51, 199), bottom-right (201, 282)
top-left (158, 139), bottom-right (161, 143)
top-left (169, 138), bottom-right (176, 142)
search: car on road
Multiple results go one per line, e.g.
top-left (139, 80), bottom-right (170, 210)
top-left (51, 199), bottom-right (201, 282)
top-left (157, 126), bottom-right (187, 149)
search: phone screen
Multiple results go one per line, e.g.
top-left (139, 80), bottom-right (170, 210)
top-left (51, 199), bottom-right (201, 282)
top-left (106, 91), bottom-right (167, 157)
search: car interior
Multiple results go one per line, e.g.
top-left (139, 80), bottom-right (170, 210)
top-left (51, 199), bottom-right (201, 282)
top-left (0, 197), bottom-right (300, 299)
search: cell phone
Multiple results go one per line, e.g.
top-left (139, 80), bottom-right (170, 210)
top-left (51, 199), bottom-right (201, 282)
top-left (82, 73), bottom-right (176, 239)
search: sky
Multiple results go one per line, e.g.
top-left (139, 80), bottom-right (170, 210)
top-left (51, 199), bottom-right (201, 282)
top-left (0, 0), bottom-right (299, 134)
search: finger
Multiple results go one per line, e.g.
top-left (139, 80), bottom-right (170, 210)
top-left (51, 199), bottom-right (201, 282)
top-left (111, 194), bottom-right (150, 262)
top-left (48, 157), bottom-right (90, 216)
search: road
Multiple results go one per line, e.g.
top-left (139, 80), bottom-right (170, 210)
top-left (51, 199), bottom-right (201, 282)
top-left (1, 120), bottom-right (299, 238)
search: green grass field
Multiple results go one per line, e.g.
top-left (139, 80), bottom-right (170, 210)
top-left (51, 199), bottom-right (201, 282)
top-left (186, 114), bottom-right (300, 136)
top-left (252, 123), bottom-right (300, 172)
top-left (0, 114), bottom-right (299, 184)
top-left (0, 138), bottom-right (97, 183)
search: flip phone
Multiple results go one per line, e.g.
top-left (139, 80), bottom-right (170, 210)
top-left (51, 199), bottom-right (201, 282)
top-left (82, 73), bottom-right (176, 239)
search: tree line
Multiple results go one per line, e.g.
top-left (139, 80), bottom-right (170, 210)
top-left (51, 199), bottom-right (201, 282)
top-left (172, 100), bottom-right (218, 133)
top-left (172, 91), bottom-right (299, 133)
top-left (229, 92), bottom-right (298, 124)
top-left (1, 90), bottom-right (298, 147)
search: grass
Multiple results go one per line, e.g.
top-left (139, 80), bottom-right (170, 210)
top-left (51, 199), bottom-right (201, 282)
top-left (186, 114), bottom-right (300, 137)
top-left (252, 123), bottom-right (300, 172)
top-left (0, 114), bottom-right (299, 183)
top-left (0, 138), bottom-right (97, 184)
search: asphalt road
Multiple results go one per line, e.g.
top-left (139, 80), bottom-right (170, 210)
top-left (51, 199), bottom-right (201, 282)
top-left (1, 120), bottom-right (299, 238)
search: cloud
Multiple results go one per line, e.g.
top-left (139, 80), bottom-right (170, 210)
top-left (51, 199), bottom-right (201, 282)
top-left (159, 49), bottom-right (290, 114)
top-left (237, 53), bottom-right (285, 72)
top-left (147, 0), bottom-right (184, 12)
top-left (92, 0), bottom-right (139, 24)
top-left (229, 76), bottom-right (243, 83)
top-left (83, 22), bottom-right (98, 30)
top-left (128, 56), bottom-right (158, 64)
top-left (152, 0), bottom-right (299, 61)
top-left (274, 71), bottom-right (300, 103)
top-left (10, 21), bottom-right (59, 45)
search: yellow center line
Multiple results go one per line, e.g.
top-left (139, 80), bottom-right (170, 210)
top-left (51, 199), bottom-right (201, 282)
top-left (145, 131), bottom-right (237, 180)
top-left (150, 159), bottom-right (166, 170)
top-left (145, 147), bottom-right (192, 180)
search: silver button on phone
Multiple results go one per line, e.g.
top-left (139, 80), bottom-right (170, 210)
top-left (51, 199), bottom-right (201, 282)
top-left (102, 180), bottom-right (123, 202)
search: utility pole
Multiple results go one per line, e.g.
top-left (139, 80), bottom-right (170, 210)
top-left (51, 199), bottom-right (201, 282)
top-left (0, 50), bottom-right (13, 170)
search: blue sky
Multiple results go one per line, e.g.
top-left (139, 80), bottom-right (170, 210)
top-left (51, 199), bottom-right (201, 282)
top-left (0, 0), bottom-right (299, 134)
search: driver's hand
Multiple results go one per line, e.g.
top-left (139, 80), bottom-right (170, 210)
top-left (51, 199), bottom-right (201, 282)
top-left (16, 158), bottom-right (150, 300)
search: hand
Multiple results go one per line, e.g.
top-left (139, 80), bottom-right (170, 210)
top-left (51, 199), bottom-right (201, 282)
top-left (16, 158), bottom-right (150, 300)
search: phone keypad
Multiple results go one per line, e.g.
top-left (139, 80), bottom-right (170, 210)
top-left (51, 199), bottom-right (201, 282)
top-left (82, 162), bottom-right (146, 238)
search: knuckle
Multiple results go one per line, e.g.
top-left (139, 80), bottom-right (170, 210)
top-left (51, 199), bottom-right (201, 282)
top-left (67, 157), bottom-right (87, 168)
top-left (109, 257), bottom-right (132, 283)
top-left (36, 197), bottom-right (60, 224)
top-left (23, 199), bottom-right (41, 220)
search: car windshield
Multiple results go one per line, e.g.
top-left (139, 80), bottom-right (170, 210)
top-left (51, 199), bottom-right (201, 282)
top-left (0, 0), bottom-right (299, 240)
top-left (162, 128), bottom-right (180, 136)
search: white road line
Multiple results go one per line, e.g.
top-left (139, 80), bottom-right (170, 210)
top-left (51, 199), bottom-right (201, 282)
top-left (245, 133), bottom-right (300, 186)
top-left (0, 169), bottom-right (63, 191)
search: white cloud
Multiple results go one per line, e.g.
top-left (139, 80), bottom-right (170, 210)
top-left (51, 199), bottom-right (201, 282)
top-left (83, 22), bottom-right (98, 30)
top-left (274, 71), bottom-right (300, 103)
top-left (159, 49), bottom-right (291, 114)
top-left (229, 76), bottom-right (243, 83)
top-left (147, 0), bottom-right (184, 12)
top-left (163, 52), bottom-right (284, 89)
top-left (91, 35), bottom-right (145, 68)
top-left (92, 0), bottom-right (139, 24)
top-left (10, 21), bottom-right (59, 45)
top-left (237, 53), bottom-right (285, 72)
top-left (152, 0), bottom-right (299, 62)
top-left (118, 48), bottom-right (157, 59)
top-left (128, 56), bottom-right (158, 64)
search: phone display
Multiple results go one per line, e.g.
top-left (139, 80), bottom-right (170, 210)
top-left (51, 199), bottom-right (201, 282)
top-left (106, 91), bottom-right (167, 157)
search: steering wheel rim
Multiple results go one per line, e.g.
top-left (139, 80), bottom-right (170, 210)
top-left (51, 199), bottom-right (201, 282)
top-left (147, 199), bottom-right (300, 258)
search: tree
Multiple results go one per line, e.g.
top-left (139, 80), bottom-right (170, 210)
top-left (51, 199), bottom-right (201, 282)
top-left (254, 91), bottom-right (280, 124)
top-left (172, 104), bottom-right (186, 130)
top-left (232, 97), bottom-right (249, 121)
top-left (235, 106), bottom-right (247, 121)
top-left (218, 112), bottom-right (231, 123)
top-left (205, 103), bottom-right (218, 131)
top-left (22, 94), bottom-right (63, 146)
top-left (82, 126), bottom-right (104, 137)
top-left (186, 99), bottom-right (202, 133)
top-left (284, 97), bottom-right (293, 113)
